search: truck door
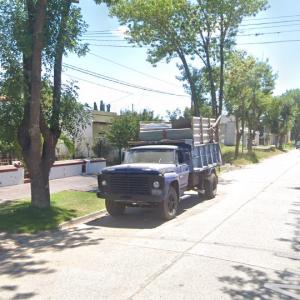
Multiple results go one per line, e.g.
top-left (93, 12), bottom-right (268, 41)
top-left (176, 149), bottom-right (190, 194)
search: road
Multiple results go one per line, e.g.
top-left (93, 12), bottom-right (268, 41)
top-left (1, 150), bottom-right (300, 299)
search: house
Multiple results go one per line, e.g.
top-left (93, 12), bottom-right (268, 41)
top-left (74, 110), bottom-right (117, 158)
top-left (219, 115), bottom-right (259, 146)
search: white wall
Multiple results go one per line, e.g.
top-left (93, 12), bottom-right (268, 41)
top-left (0, 166), bottom-right (24, 187)
top-left (49, 159), bottom-right (106, 179)
top-left (0, 159), bottom-right (107, 187)
top-left (49, 160), bottom-right (84, 180)
top-left (85, 159), bottom-right (106, 175)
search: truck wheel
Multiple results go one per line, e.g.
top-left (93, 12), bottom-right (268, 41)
top-left (105, 199), bottom-right (126, 216)
top-left (204, 173), bottom-right (217, 199)
top-left (159, 187), bottom-right (179, 220)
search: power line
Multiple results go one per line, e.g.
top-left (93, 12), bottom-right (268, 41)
top-left (83, 31), bottom-right (124, 36)
top-left (89, 52), bottom-right (179, 87)
top-left (110, 93), bottom-right (133, 104)
top-left (238, 39), bottom-right (300, 45)
top-left (88, 43), bottom-right (135, 48)
top-left (64, 73), bottom-right (133, 95)
top-left (240, 18), bottom-right (300, 27)
top-left (239, 22), bottom-right (300, 32)
top-left (83, 33), bottom-right (122, 37)
top-left (64, 73), bottom-right (136, 105)
top-left (86, 30), bottom-right (121, 33)
top-left (237, 28), bottom-right (300, 37)
top-left (63, 63), bottom-right (188, 97)
top-left (243, 14), bottom-right (300, 22)
top-left (82, 39), bottom-right (127, 42)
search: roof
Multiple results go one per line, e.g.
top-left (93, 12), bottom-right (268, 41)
top-left (130, 145), bottom-right (178, 150)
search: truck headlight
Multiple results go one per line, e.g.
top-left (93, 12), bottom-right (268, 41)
top-left (101, 180), bottom-right (107, 186)
top-left (153, 181), bottom-right (160, 189)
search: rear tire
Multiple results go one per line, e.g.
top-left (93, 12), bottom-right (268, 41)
top-left (159, 186), bottom-right (179, 220)
top-left (204, 173), bottom-right (217, 199)
top-left (105, 199), bottom-right (126, 216)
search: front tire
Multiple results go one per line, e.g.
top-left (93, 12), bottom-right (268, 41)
top-left (105, 199), bottom-right (126, 216)
top-left (204, 173), bottom-right (217, 199)
top-left (159, 186), bottom-right (179, 220)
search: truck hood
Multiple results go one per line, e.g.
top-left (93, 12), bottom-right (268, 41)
top-left (101, 163), bottom-right (176, 175)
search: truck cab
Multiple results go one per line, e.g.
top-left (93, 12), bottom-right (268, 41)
top-left (97, 144), bottom-right (192, 220)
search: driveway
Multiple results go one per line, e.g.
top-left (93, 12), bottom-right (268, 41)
top-left (0, 150), bottom-right (299, 299)
top-left (0, 175), bottom-right (97, 202)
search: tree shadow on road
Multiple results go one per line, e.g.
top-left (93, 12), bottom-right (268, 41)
top-left (0, 227), bottom-right (104, 299)
top-left (278, 204), bottom-right (300, 255)
top-left (219, 201), bottom-right (300, 299)
top-left (218, 265), bottom-right (300, 299)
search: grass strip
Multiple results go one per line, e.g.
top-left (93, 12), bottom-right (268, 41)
top-left (0, 191), bottom-right (105, 234)
top-left (221, 145), bottom-right (287, 166)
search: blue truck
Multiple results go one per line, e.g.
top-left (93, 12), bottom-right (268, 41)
top-left (97, 117), bottom-right (222, 220)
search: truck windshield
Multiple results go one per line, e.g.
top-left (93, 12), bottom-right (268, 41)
top-left (124, 149), bottom-right (175, 164)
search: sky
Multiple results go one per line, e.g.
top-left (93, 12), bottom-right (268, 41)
top-left (64, 0), bottom-right (300, 118)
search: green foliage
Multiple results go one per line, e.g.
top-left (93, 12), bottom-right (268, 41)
top-left (92, 138), bottom-right (113, 158)
top-left (0, 1), bottom-right (88, 69)
top-left (106, 109), bottom-right (161, 155)
top-left (0, 79), bottom-right (91, 157)
top-left (221, 145), bottom-right (282, 167)
top-left (109, 0), bottom-right (267, 117)
top-left (285, 89), bottom-right (300, 141)
top-left (264, 92), bottom-right (298, 148)
top-left (225, 52), bottom-right (276, 153)
top-left (166, 105), bottom-right (212, 121)
top-left (59, 134), bottom-right (75, 158)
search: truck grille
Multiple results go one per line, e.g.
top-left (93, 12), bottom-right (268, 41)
top-left (109, 175), bottom-right (150, 195)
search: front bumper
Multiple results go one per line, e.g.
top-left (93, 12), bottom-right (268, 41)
top-left (97, 190), bottom-right (164, 205)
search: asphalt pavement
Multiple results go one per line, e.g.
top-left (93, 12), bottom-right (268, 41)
top-left (0, 150), bottom-right (299, 299)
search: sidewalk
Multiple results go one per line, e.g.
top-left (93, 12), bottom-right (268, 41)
top-left (0, 175), bottom-right (98, 202)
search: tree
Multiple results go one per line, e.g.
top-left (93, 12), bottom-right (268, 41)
top-left (106, 109), bottom-right (161, 162)
top-left (166, 105), bottom-right (212, 123)
top-left (225, 52), bottom-right (276, 154)
top-left (225, 52), bottom-right (254, 158)
top-left (190, 0), bottom-right (268, 119)
top-left (285, 89), bottom-right (300, 142)
top-left (110, 0), bottom-right (201, 115)
top-left (109, 0), bottom-right (267, 119)
top-left (246, 59), bottom-right (276, 151)
top-left (0, 79), bottom-right (91, 161)
top-left (0, 0), bottom-right (105, 208)
top-left (264, 93), bottom-right (298, 149)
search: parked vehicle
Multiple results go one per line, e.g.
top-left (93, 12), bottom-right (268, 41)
top-left (97, 117), bottom-right (222, 220)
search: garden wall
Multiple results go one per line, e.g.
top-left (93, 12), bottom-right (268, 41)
top-left (0, 165), bottom-right (24, 187)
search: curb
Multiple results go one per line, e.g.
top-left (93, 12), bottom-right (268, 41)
top-left (58, 209), bottom-right (107, 230)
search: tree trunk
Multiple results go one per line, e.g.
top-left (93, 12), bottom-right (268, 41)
top-left (218, 18), bottom-right (225, 118)
top-left (19, 0), bottom-right (48, 208)
top-left (204, 45), bottom-right (218, 118)
top-left (247, 129), bottom-right (253, 152)
top-left (20, 1), bottom-right (72, 208)
top-left (177, 50), bottom-right (200, 116)
top-left (118, 148), bottom-right (122, 164)
top-left (278, 133), bottom-right (284, 150)
top-left (51, 0), bottom-right (72, 134)
top-left (234, 116), bottom-right (241, 159)
top-left (30, 165), bottom-right (51, 208)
